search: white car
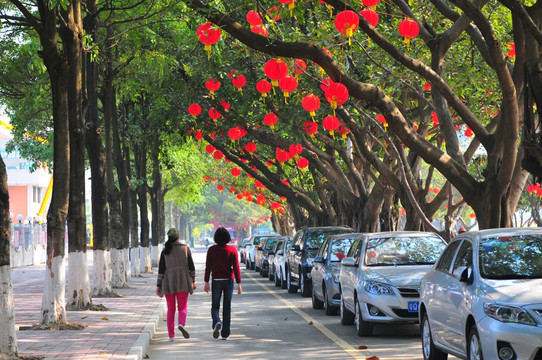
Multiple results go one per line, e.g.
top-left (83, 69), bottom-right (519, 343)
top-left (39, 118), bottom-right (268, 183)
top-left (339, 231), bottom-right (447, 337)
top-left (273, 237), bottom-right (291, 289)
top-left (244, 234), bottom-right (278, 270)
top-left (419, 228), bottom-right (542, 360)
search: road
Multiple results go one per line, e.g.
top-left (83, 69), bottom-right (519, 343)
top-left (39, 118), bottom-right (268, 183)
top-left (147, 246), bottom-right (458, 360)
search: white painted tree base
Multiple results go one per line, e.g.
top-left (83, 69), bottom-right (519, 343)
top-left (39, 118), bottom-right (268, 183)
top-left (41, 255), bottom-right (67, 324)
top-left (122, 248), bottom-right (131, 283)
top-left (111, 248), bottom-right (128, 288)
top-left (0, 265), bottom-right (17, 355)
top-left (151, 244), bottom-right (162, 268)
top-left (67, 251), bottom-right (92, 309)
top-left (130, 247), bottom-right (141, 277)
top-left (92, 250), bottom-right (112, 296)
top-left (140, 246), bottom-right (152, 273)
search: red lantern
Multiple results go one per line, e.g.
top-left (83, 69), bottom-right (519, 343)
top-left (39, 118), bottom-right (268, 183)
top-left (432, 112), bottom-right (439, 126)
top-left (209, 108), bottom-right (221, 122)
top-left (205, 79), bottom-right (220, 99)
top-left (337, 123), bottom-right (351, 140)
top-left (271, 201), bottom-right (282, 213)
top-left (205, 145), bottom-right (215, 155)
top-left (362, 0), bottom-right (380, 8)
top-left (220, 100), bottom-right (230, 111)
top-left (360, 9), bottom-right (379, 27)
top-left (320, 77), bottom-right (333, 92)
top-left (297, 157), bottom-right (309, 170)
top-left (276, 148), bottom-right (290, 165)
top-left (267, 6), bottom-right (281, 21)
top-left (231, 167), bottom-right (241, 177)
top-left (302, 94), bottom-right (321, 119)
top-left (246, 10), bottom-right (263, 27)
top-left (376, 114), bottom-right (387, 129)
top-left (398, 18), bottom-right (420, 46)
top-left (228, 127), bottom-right (242, 142)
top-left (257, 194), bottom-right (266, 206)
top-left (231, 74), bottom-right (247, 94)
top-left (303, 121), bottom-right (318, 138)
top-left (264, 113), bottom-right (278, 130)
top-left (335, 10), bottom-right (359, 45)
top-left (506, 43), bottom-right (516, 59)
top-left (236, 193), bottom-right (244, 201)
top-left (213, 150), bottom-right (224, 161)
top-left (278, 0), bottom-right (295, 17)
top-left (465, 126), bottom-right (473, 137)
top-left (197, 23), bottom-right (221, 60)
top-left (256, 79), bottom-right (272, 99)
top-left (325, 82), bottom-right (349, 112)
top-left (194, 129), bottom-right (203, 141)
top-left (293, 59), bottom-right (306, 76)
top-left (289, 143), bottom-right (302, 158)
top-left (252, 25), bottom-right (268, 37)
top-left (188, 103), bottom-right (201, 118)
top-left (279, 76), bottom-right (298, 102)
top-left (245, 142), bottom-right (257, 154)
top-left (322, 115), bottom-right (341, 137)
top-left (255, 180), bottom-right (266, 189)
top-left (264, 58), bottom-right (289, 87)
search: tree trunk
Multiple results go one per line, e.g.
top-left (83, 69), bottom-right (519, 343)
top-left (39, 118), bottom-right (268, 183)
top-left (63, 2), bottom-right (92, 310)
top-left (150, 139), bottom-right (164, 267)
top-left (0, 155), bottom-right (17, 355)
top-left (135, 142), bottom-right (151, 273)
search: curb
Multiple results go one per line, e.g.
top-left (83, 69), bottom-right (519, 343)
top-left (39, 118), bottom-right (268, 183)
top-left (126, 300), bottom-right (166, 360)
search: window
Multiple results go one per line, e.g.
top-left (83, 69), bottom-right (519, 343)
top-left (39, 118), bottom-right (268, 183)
top-left (435, 240), bottom-right (461, 273)
top-left (330, 238), bottom-right (355, 262)
top-left (33, 186), bottom-right (42, 203)
top-left (452, 241), bottom-right (473, 274)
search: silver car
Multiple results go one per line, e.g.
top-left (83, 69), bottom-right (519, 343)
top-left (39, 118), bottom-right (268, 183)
top-left (419, 228), bottom-right (542, 360)
top-left (339, 231), bottom-right (447, 337)
top-left (273, 237), bottom-right (291, 289)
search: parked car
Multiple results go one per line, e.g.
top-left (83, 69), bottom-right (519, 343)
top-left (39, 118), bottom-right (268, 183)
top-left (419, 228), bottom-right (542, 360)
top-left (268, 236), bottom-right (290, 281)
top-left (239, 238), bottom-right (250, 263)
top-left (273, 237), bottom-right (292, 289)
top-left (256, 236), bottom-right (282, 276)
top-left (339, 231), bottom-right (446, 337)
top-left (246, 234), bottom-right (279, 271)
top-left (311, 233), bottom-right (357, 315)
top-left (287, 226), bottom-right (354, 297)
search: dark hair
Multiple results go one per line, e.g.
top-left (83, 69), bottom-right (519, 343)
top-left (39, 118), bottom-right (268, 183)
top-left (214, 227), bottom-right (231, 246)
top-left (164, 228), bottom-right (179, 255)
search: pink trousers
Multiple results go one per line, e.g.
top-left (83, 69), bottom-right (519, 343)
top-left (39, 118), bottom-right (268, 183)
top-left (164, 292), bottom-right (189, 338)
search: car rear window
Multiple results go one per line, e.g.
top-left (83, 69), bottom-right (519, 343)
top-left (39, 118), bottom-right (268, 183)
top-left (305, 228), bottom-right (352, 250)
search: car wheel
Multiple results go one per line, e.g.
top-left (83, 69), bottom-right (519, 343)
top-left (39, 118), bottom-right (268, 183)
top-left (355, 299), bottom-right (373, 336)
top-left (250, 259), bottom-right (255, 270)
top-left (280, 269), bottom-right (287, 289)
top-left (274, 268), bottom-right (281, 287)
top-left (467, 325), bottom-right (483, 360)
top-left (324, 286), bottom-right (337, 316)
top-left (312, 286), bottom-right (324, 309)
top-left (300, 270), bottom-right (311, 297)
top-left (340, 295), bottom-right (355, 325)
top-left (268, 267), bottom-right (274, 281)
top-left (287, 270), bottom-right (298, 293)
top-left (421, 313), bottom-right (448, 360)
top-left (245, 258), bottom-right (250, 269)
top-left (255, 262), bottom-right (260, 272)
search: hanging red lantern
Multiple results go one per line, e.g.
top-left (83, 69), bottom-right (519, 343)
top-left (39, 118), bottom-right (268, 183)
top-left (276, 148), bottom-right (290, 165)
top-left (245, 142), bottom-right (257, 154)
top-left (293, 59), bottom-right (306, 76)
top-left (228, 127), bottom-right (242, 142)
top-left (256, 80), bottom-right (272, 99)
top-left (506, 43), bottom-right (516, 60)
top-left (197, 22), bottom-right (221, 60)
top-left (231, 74), bottom-right (247, 94)
top-left (360, 9), bottom-right (379, 27)
top-left (257, 194), bottom-right (266, 206)
top-left (432, 112), bottom-right (439, 126)
top-left (236, 193), bottom-right (244, 201)
top-left (320, 77), bottom-right (333, 92)
top-left (188, 103), bottom-right (201, 118)
top-left (267, 6), bottom-right (281, 21)
top-left (278, 0), bottom-right (295, 17)
top-left (335, 10), bottom-right (359, 45)
top-left (271, 201), bottom-right (282, 213)
top-left (217, 184), bottom-right (224, 193)
top-left (219, 100), bottom-right (230, 111)
top-left (337, 123), bottom-right (351, 140)
top-left (194, 129), bottom-right (203, 141)
top-left (264, 58), bottom-right (289, 88)
top-left (302, 94), bottom-right (321, 119)
top-left (205, 79), bottom-right (220, 99)
top-left (398, 18), bottom-right (420, 46)
top-left (289, 143), bottom-right (303, 158)
top-left (279, 76), bottom-right (298, 102)
top-left (246, 10), bottom-right (263, 28)
top-left (322, 115), bottom-right (341, 137)
top-left (424, 82), bottom-right (432, 91)
top-left (213, 150), bottom-right (224, 161)
top-left (376, 114), bottom-right (388, 129)
top-left (205, 144), bottom-right (215, 154)
top-left (264, 113), bottom-right (278, 130)
top-left (325, 83), bottom-right (349, 112)
top-left (297, 157), bottom-right (309, 170)
top-left (252, 25), bottom-right (268, 37)
top-left (362, 0), bottom-right (380, 8)
top-left (209, 108), bottom-right (221, 122)
top-left (465, 126), bottom-right (473, 137)
top-left (231, 167), bottom-right (241, 177)
top-left (303, 121), bottom-right (318, 138)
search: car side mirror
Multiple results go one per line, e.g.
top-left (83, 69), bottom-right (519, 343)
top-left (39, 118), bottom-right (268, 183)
top-left (277, 250), bottom-right (283, 255)
top-left (291, 245), bottom-right (301, 252)
top-left (314, 256), bottom-right (324, 263)
top-left (454, 266), bottom-right (473, 284)
top-left (341, 257), bottom-right (356, 267)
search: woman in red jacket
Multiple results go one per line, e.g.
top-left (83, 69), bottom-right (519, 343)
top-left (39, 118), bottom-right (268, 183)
top-left (204, 227), bottom-right (242, 340)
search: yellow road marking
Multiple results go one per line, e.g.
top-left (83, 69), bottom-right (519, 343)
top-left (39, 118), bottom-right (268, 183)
top-left (246, 272), bottom-right (367, 360)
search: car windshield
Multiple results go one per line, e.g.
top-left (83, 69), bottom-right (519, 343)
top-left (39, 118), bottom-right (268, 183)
top-left (264, 238), bottom-right (279, 250)
top-left (330, 238), bottom-right (356, 262)
top-left (305, 229), bottom-right (352, 249)
top-left (364, 236), bottom-right (446, 266)
top-left (479, 235), bottom-right (542, 279)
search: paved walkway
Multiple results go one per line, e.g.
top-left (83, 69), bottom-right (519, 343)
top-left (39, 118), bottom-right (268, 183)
top-left (12, 251), bottom-right (164, 360)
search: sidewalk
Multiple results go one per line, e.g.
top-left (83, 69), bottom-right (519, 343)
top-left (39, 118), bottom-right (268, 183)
top-left (12, 253), bottom-right (164, 360)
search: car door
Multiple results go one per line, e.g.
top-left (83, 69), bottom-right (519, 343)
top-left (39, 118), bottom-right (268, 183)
top-left (340, 237), bottom-right (363, 312)
top-left (312, 237), bottom-right (330, 299)
top-left (426, 239), bottom-right (462, 349)
top-left (289, 229), bottom-right (304, 282)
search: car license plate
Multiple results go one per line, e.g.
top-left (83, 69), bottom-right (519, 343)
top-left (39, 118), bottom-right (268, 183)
top-left (408, 301), bottom-right (419, 312)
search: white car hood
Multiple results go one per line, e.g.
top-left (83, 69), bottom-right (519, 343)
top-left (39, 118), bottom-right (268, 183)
top-left (480, 278), bottom-right (542, 304)
top-left (363, 265), bottom-right (432, 287)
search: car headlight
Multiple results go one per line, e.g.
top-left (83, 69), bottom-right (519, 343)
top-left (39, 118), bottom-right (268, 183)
top-left (484, 303), bottom-right (537, 326)
top-left (363, 280), bottom-right (394, 295)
